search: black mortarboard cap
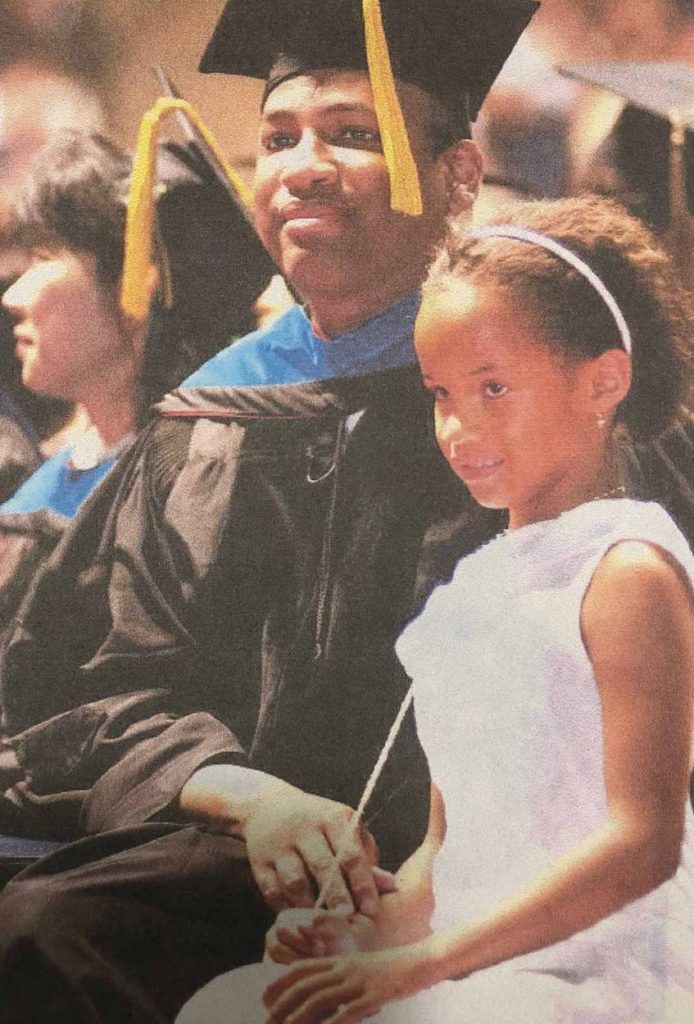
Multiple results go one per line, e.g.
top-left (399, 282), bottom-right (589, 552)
top-left (560, 62), bottom-right (694, 131)
top-left (122, 91), bottom-right (275, 319)
top-left (560, 62), bottom-right (693, 227)
top-left (153, 140), bottom-right (276, 326)
top-left (200, 0), bottom-right (538, 215)
top-left (201, 0), bottom-right (538, 126)
top-left (129, 139), bottom-right (275, 415)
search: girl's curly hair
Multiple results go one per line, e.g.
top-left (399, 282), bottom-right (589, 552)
top-left (425, 195), bottom-right (693, 444)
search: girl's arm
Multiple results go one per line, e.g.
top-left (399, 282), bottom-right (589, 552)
top-left (353, 783), bottom-right (445, 949)
top-left (264, 541), bottom-right (694, 1023)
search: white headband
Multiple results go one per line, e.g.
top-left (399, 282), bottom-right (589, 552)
top-left (468, 225), bottom-right (633, 357)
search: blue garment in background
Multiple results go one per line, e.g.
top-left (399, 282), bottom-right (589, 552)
top-left (181, 292), bottom-right (420, 389)
top-left (0, 447), bottom-right (116, 518)
top-left (2, 293), bottom-right (420, 517)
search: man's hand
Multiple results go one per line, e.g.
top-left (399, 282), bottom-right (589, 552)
top-left (179, 766), bottom-right (383, 916)
top-left (245, 780), bottom-right (380, 915)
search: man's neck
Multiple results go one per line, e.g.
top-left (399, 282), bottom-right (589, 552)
top-left (306, 280), bottom-right (421, 339)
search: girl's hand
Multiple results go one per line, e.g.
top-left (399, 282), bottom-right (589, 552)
top-left (265, 909), bottom-right (358, 965)
top-left (264, 867), bottom-right (398, 963)
top-left (263, 947), bottom-right (430, 1023)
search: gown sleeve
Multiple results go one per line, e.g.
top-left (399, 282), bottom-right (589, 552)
top-left (0, 414), bottom-right (281, 838)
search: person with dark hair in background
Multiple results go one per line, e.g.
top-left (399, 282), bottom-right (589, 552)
top-left (0, 127), bottom-right (274, 632)
top-left (2, 129), bottom-right (271, 516)
top-left (1, 133), bottom-right (139, 517)
top-left (0, 56), bottom-right (109, 504)
top-left (0, 2), bottom-right (537, 1021)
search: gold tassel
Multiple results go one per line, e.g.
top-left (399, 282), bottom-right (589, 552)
top-left (121, 96), bottom-right (253, 320)
top-left (362, 0), bottom-right (422, 216)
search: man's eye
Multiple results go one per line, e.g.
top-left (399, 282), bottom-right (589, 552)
top-left (429, 385), bottom-right (449, 401)
top-left (262, 132), bottom-right (296, 152)
top-left (484, 381), bottom-right (508, 398)
top-left (336, 126), bottom-right (381, 148)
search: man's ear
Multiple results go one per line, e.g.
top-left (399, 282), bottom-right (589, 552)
top-left (585, 348), bottom-right (633, 421)
top-left (439, 139), bottom-right (483, 215)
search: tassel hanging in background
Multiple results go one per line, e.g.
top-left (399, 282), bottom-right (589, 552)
top-left (121, 97), bottom-right (253, 320)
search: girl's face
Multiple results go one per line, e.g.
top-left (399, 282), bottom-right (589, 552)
top-left (415, 283), bottom-right (607, 529)
top-left (2, 248), bottom-right (128, 402)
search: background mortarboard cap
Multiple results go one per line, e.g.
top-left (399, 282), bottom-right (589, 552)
top-left (153, 140), bottom-right (276, 323)
top-left (121, 90), bottom-right (275, 319)
top-left (560, 61), bottom-right (693, 226)
top-left (134, 138), bottom-right (278, 417)
top-left (560, 62), bottom-right (694, 131)
top-left (200, 0), bottom-right (539, 126)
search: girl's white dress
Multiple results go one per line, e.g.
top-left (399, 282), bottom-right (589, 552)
top-left (177, 499), bottom-right (694, 1024)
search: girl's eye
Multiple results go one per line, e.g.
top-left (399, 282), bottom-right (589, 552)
top-left (484, 380), bottom-right (509, 398)
top-left (429, 385), bottom-right (450, 401)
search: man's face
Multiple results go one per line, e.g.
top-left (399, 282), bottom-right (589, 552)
top-left (252, 71), bottom-right (453, 317)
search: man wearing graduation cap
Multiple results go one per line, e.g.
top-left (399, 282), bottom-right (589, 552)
top-left (0, 2), bottom-right (536, 1021)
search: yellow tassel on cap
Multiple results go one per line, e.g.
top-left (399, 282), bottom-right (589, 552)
top-left (121, 96), bottom-right (253, 321)
top-left (362, 0), bottom-right (422, 217)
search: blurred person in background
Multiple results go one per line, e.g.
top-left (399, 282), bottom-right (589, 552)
top-left (476, 0), bottom-right (693, 208)
top-left (1, 133), bottom-right (136, 518)
top-left (567, 61), bottom-right (694, 546)
top-left (0, 127), bottom-right (274, 626)
top-left (0, 57), bottom-right (107, 228)
top-left (475, 0), bottom-right (590, 200)
top-left (0, 1), bottom-right (122, 104)
top-left (582, 103), bottom-right (693, 289)
top-left (0, 56), bottom-right (108, 500)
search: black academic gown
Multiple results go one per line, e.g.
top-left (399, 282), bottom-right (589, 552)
top-left (1, 366), bottom-right (496, 849)
top-left (0, 405), bottom-right (41, 505)
top-left (0, 367), bottom-right (495, 1023)
top-left (0, 366), bottom-right (689, 1023)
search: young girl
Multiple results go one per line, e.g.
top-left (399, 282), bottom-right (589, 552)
top-left (179, 196), bottom-right (694, 1023)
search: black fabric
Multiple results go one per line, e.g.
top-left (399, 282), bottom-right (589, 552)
top-left (0, 510), bottom-right (68, 665)
top-left (0, 824), bottom-right (272, 1024)
top-left (629, 423), bottom-right (694, 548)
top-left (199, 0), bottom-right (539, 123)
top-left (0, 366), bottom-right (496, 1021)
top-left (0, 368), bottom-right (496, 863)
top-left (0, 412), bottom-right (41, 506)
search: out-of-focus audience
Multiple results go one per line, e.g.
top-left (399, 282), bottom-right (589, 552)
top-left (0, 58), bottom-right (106, 228)
top-left (476, 0), bottom-right (694, 210)
top-left (583, 101), bottom-right (693, 288)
